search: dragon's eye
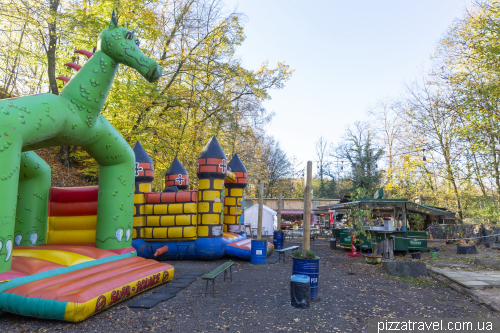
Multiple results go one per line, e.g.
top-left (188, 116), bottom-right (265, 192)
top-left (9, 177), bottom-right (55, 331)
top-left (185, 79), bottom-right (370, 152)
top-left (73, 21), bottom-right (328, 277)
top-left (125, 30), bottom-right (135, 40)
top-left (135, 39), bottom-right (140, 46)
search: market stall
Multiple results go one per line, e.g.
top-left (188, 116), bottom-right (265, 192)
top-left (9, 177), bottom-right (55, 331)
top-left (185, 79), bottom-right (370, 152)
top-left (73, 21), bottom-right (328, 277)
top-left (320, 192), bottom-right (456, 253)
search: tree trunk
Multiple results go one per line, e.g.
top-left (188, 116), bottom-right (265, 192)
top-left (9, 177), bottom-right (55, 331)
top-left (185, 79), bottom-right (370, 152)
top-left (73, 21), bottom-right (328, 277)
top-left (47, 0), bottom-right (60, 96)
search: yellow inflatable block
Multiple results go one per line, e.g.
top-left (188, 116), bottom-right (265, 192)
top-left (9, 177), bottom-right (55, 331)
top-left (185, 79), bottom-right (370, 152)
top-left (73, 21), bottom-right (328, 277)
top-left (197, 191), bottom-right (202, 201)
top-left (183, 226), bottom-right (197, 238)
top-left (198, 226), bottom-right (209, 237)
top-left (168, 204), bottom-right (183, 214)
top-left (140, 205), bottom-right (154, 215)
top-left (231, 188), bottom-right (243, 197)
top-left (224, 206), bottom-right (228, 215)
top-left (176, 215), bottom-right (192, 226)
top-left (153, 228), bottom-right (167, 238)
top-left (134, 194), bottom-right (145, 204)
top-left (214, 179), bottom-right (224, 189)
top-left (168, 227), bottom-right (183, 238)
top-left (202, 214), bottom-right (219, 225)
top-left (12, 249), bottom-right (94, 266)
top-left (145, 238), bottom-right (197, 242)
top-left (47, 230), bottom-right (95, 244)
top-left (139, 182), bottom-right (151, 192)
top-left (144, 228), bottom-right (153, 239)
top-left (133, 216), bottom-right (146, 227)
top-left (133, 206), bottom-right (136, 215)
top-left (213, 202), bottom-right (222, 213)
top-left (202, 191), bottom-right (219, 201)
top-left (48, 215), bottom-right (97, 231)
top-left (184, 203), bottom-right (197, 214)
top-left (224, 188), bottom-right (228, 196)
top-left (133, 228), bottom-right (137, 238)
top-left (198, 179), bottom-right (211, 190)
top-left (198, 202), bottom-right (209, 213)
top-left (147, 216), bottom-right (160, 226)
top-left (225, 197), bottom-right (236, 206)
top-left (153, 204), bottom-right (168, 215)
top-left (224, 216), bottom-right (236, 224)
top-left (160, 216), bottom-right (175, 226)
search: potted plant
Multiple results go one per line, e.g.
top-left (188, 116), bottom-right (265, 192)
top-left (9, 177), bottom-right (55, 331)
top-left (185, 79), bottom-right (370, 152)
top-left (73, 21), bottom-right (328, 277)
top-left (360, 226), bottom-right (383, 264)
top-left (292, 250), bottom-right (320, 301)
top-left (273, 228), bottom-right (284, 250)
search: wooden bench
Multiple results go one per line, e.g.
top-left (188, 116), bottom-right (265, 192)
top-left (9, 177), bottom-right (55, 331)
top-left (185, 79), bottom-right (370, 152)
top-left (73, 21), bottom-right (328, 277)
top-left (276, 246), bottom-right (299, 263)
top-left (202, 261), bottom-right (234, 297)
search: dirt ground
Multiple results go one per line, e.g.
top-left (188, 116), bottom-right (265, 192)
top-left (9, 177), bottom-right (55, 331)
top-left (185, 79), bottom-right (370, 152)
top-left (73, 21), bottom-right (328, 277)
top-left (1, 236), bottom-right (499, 332)
top-left (419, 240), bottom-right (500, 267)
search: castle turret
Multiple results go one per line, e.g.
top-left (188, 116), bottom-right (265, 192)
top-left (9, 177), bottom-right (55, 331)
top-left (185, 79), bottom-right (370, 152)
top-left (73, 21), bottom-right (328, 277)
top-left (196, 136), bottom-right (227, 238)
top-left (224, 153), bottom-right (247, 232)
top-left (165, 157), bottom-right (189, 191)
top-left (132, 141), bottom-right (154, 240)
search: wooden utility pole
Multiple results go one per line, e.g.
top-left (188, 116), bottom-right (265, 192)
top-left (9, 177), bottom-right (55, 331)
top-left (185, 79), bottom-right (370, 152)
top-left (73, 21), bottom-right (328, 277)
top-left (277, 191), bottom-right (282, 231)
top-left (303, 161), bottom-right (312, 252)
top-left (257, 181), bottom-right (264, 239)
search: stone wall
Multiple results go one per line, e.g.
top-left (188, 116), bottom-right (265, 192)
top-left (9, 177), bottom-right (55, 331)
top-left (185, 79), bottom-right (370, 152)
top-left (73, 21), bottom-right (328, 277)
top-left (427, 224), bottom-right (500, 243)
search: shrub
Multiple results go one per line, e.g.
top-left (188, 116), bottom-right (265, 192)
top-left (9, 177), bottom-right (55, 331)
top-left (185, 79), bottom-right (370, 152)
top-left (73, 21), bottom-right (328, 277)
top-left (305, 250), bottom-right (317, 259)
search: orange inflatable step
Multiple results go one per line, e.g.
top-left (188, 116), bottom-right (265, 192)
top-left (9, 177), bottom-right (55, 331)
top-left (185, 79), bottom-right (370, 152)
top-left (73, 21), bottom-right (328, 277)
top-left (1, 256), bottom-right (174, 322)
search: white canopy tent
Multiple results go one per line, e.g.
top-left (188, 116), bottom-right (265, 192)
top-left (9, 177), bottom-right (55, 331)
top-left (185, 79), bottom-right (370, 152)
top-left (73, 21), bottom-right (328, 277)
top-left (243, 204), bottom-right (277, 236)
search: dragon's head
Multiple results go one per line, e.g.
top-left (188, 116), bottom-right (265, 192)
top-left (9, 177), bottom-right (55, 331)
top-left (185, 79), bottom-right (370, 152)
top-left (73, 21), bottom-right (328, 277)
top-left (97, 10), bottom-right (162, 83)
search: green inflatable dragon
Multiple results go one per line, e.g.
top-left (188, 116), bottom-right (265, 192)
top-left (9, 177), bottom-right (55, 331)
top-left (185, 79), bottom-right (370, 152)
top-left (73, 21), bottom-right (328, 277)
top-left (0, 11), bottom-right (162, 273)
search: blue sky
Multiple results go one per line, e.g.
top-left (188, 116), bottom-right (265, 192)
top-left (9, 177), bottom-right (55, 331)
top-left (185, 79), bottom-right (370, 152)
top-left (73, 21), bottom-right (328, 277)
top-left (224, 0), bottom-right (471, 164)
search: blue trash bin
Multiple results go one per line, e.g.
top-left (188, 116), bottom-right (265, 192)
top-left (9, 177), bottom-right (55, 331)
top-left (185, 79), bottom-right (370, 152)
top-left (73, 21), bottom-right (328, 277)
top-left (290, 274), bottom-right (310, 308)
top-left (273, 231), bottom-right (284, 249)
top-left (251, 239), bottom-right (267, 264)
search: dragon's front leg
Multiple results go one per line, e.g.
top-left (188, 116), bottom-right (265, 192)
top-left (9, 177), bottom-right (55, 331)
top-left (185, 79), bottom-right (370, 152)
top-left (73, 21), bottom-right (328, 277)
top-left (0, 125), bottom-right (23, 273)
top-left (83, 117), bottom-right (135, 250)
top-left (15, 151), bottom-right (50, 247)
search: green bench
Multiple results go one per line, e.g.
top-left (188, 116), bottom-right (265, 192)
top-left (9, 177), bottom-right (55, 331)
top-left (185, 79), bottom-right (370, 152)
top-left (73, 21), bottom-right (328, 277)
top-left (202, 261), bottom-right (234, 297)
top-left (276, 246), bottom-right (299, 263)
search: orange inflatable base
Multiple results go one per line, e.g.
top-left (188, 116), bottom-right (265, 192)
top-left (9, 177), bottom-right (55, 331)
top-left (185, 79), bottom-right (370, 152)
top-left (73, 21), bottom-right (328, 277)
top-left (0, 247), bottom-right (174, 322)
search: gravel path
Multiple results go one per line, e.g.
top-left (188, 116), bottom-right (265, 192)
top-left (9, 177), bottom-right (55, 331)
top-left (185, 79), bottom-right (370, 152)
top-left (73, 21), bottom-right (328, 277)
top-left (1, 237), bottom-right (498, 332)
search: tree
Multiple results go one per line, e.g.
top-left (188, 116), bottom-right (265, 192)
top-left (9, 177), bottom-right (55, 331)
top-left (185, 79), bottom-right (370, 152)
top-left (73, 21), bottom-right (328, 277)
top-left (335, 122), bottom-right (384, 196)
top-left (260, 139), bottom-right (299, 198)
top-left (1, 0), bottom-right (293, 191)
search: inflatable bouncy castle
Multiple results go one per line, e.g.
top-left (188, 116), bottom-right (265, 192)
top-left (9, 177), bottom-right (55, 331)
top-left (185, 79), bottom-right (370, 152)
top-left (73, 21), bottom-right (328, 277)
top-left (131, 137), bottom-right (273, 260)
top-left (0, 12), bottom-right (174, 322)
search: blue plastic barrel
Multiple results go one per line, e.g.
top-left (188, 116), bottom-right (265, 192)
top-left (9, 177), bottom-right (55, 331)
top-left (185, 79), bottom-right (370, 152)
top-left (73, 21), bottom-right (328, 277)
top-left (251, 239), bottom-right (267, 264)
top-left (292, 258), bottom-right (319, 301)
top-left (273, 231), bottom-right (284, 249)
top-left (401, 226), bottom-right (407, 231)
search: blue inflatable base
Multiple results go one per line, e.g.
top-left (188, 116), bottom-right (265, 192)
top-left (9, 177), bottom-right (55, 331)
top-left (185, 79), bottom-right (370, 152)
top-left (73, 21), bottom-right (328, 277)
top-left (132, 233), bottom-right (246, 260)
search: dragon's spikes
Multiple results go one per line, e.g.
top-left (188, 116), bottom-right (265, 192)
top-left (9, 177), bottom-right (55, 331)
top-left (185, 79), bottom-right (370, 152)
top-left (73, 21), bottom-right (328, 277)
top-left (64, 62), bottom-right (82, 71)
top-left (56, 76), bottom-right (70, 83)
top-left (74, 49), bottom-right (94, 59)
